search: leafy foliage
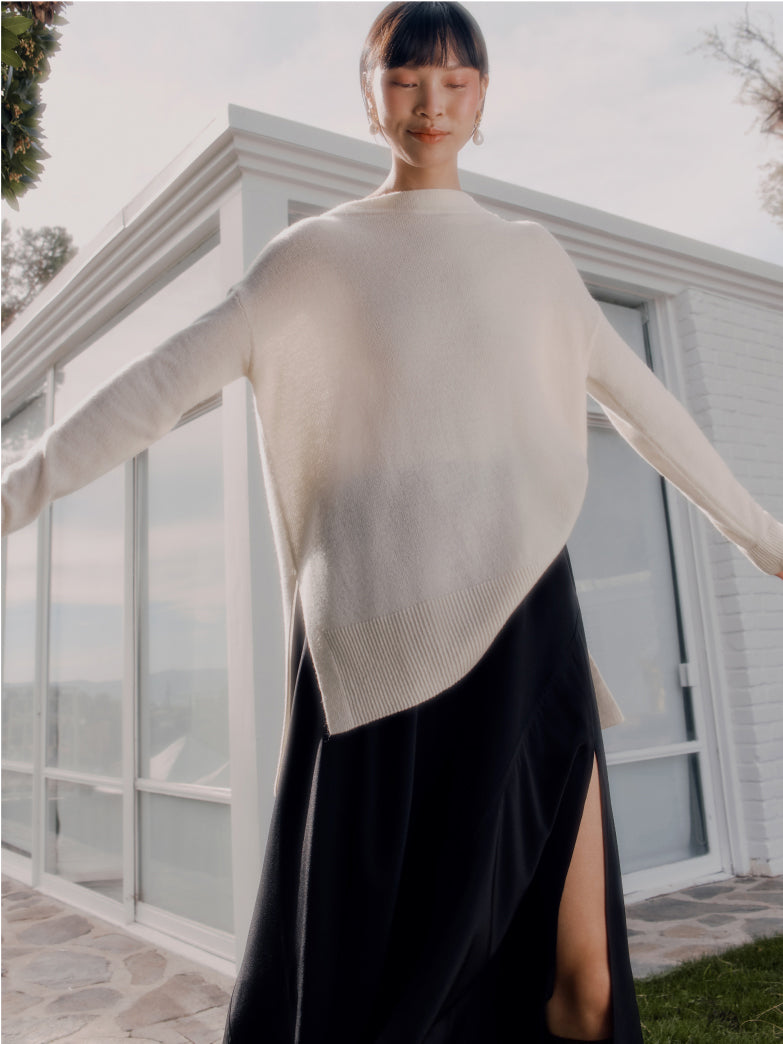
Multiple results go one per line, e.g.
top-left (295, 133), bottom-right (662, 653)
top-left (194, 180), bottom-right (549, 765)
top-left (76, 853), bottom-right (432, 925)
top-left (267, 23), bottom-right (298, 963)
top-left (1, 217), bottom-right (76, 328)
top-left (2, 1), bottom-right (68, 210)
top-left (699, 7), bottom-right (783, 227)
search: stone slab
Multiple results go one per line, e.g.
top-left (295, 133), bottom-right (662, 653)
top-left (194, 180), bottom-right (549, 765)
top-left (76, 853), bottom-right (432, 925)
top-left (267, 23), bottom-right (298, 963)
top-left (125, 949), bottom-right (167, 985)
top-left (19, 949), bottom-right (111, 989)
top-left (2, 1013), bottom-right (96, 1043)
top-left (661, 923), bottom-right (709, 939)
top-left (5, 895), bottom-right (48, 907)
top-left (117, 972), bottom-right (229, 1031)
top-left (743, 917), bottom-right (783, 940)
top-left (743, 893), bottom-right (783, 908)
top-left (129, 1025), bottom-right (192, 1042)
top-left (627, 940), bottom-right (665, 957)
top-left (716, 902), bottom-right (770, 913)
top-left (6, 902), bottom-right (63, 922)
top-left (683, 883), bottom-right (739, 899)
top-left (77, 931), bottom-right (148, 955)
top-left (698, 913), bottom-right (738, 926)
top-left (625, 898), bottom-right (710, 922)
top-left (2, 945), bottom-right (36, 959)
top-left (168, 1007), bottom-right (228, 1044)
top-left (748, 878), bottom-right (783, 893)
top-left (3, 888), bottom-right (36, 902)
top-left (19, 913), bottom-right (93, 945)
top-left (1, 989), bottom-right (44, 1016)
top-left (46, 986), bottom-right (123, 1014)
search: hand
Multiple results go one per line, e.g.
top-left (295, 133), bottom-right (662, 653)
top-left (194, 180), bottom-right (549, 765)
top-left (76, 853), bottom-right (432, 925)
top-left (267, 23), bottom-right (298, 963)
top-left (778, 571), bottom-right (783, 580)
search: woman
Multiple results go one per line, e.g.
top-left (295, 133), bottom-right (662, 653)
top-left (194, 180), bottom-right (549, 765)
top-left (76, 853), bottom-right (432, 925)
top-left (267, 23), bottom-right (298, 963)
top-left (3, 3), bottom-right (782, 1042)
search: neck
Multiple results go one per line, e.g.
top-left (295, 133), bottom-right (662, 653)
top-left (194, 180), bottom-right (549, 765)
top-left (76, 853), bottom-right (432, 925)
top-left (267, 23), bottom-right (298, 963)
top-left (371, 157), bottom-right (462, 196)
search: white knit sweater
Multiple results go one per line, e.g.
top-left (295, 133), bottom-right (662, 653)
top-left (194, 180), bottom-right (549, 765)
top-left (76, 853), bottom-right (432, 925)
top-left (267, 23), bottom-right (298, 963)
top-left (4, 188), bottom-right (783, 793)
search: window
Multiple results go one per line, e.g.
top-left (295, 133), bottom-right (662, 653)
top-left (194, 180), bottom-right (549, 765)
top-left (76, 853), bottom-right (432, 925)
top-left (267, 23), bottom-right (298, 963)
top-left (46, 466), bottom-right (124, 898)
top-left (136, 405), bottom-right (233, 932)
top-left (569, 301), bottom-right (710, 876)
top-left (31, 237), bottom-right (233, 940)
top-left (2, 392), bottom-right (47, 858)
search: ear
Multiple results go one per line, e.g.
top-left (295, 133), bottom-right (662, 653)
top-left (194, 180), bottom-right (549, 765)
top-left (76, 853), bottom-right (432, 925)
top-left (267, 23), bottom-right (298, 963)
top-left (362, 71), bottom-right (376, 117)
top-left (479, 74), bottom-right (489, 107)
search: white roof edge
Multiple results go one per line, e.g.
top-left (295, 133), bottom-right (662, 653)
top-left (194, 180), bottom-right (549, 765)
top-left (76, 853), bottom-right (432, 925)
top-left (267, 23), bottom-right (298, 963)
top-left (226, 104), bottom-right (783, 282)
top-left (1, 111), bottom-right (234, 342)
top-left (226, 103), bottom-right (386, 166)
top-left (468, 172), bottom-right (783, 282)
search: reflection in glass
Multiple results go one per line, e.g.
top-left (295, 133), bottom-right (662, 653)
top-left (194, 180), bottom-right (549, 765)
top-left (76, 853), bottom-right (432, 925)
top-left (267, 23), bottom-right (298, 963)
top-left (139, 408), bottom-right (229, 787)
top-left (138, 792), bottom-right (232, 932)
top-left (2, 770), bottom-right (33, 856)
top-left (2, 391), bottom-right (46, 467)
top-left (45, 779), bottom-right (122, 901)
top-left (3, 524), bottom-right (37, 765)
top-left (608, 754), bottom-right (708, 873)
top-left (48, 469), bottom-right (124, 777)
top-left (569, 426), bottom-right (688, 752)
top-left (2, 395), bottom-right (46, 770)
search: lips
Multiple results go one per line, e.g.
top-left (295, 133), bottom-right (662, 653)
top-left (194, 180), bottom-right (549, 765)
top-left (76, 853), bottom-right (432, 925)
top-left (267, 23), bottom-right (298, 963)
top-left (409, 129), bottom-right (448, 142)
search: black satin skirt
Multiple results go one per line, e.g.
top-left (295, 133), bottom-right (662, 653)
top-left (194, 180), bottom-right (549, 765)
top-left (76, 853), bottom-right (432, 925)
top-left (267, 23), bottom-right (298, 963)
top-left (223, 546), bottom-right (643, 1043)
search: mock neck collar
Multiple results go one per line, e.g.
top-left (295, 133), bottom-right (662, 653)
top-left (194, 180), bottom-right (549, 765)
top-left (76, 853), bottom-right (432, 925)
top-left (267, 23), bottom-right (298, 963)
top-left (329, 188), bottom-right (487, 216)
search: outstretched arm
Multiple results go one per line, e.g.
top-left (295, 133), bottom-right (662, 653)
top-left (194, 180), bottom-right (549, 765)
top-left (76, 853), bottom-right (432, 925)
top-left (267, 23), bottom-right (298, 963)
top-left (585, 312), bottom-right (783, 578)
top-left (2, 284), bottom-right (253, 536)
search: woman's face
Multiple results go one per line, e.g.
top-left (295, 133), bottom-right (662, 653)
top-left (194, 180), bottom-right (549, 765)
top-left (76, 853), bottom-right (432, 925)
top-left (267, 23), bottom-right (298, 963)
top-left (366, 54), bottom-right (487, 175)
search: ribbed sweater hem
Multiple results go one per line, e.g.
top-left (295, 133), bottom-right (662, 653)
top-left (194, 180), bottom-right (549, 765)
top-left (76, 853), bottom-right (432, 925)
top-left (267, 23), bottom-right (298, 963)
top-left (317, 551), bottom-right (562, 736)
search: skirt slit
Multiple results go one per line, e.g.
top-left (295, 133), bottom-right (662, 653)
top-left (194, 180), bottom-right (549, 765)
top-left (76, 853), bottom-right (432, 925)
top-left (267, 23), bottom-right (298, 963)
top-left (223, 545), bottom-right (643, 1043)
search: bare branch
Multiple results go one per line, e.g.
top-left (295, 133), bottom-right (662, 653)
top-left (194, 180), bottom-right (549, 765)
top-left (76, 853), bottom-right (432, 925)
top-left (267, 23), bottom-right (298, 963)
top-left (698, 5), bottom-right (783, 136)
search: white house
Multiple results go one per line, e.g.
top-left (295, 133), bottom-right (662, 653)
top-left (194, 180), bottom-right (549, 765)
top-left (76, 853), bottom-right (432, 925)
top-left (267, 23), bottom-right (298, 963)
top-left (2, 106), bottom-right (782, 973)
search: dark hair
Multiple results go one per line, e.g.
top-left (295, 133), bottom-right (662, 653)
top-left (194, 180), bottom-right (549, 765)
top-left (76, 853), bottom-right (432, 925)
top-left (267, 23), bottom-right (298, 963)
top-left (360, 2), bottom-right (489, 92)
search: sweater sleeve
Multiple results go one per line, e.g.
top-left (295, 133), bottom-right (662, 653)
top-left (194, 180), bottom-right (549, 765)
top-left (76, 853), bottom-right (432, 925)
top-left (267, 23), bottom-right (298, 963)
top-left (2, 285), bottom-right (253, 536)
top-left (585, 311), bottom-right (783, 575)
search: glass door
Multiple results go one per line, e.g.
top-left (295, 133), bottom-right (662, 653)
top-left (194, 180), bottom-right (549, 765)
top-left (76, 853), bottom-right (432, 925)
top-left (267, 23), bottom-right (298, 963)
top-left (569, 301), bottom-right (717, 885)
top-left (46, 467), bottom-right (125, 900)
top-left (135, 404), bottom-right (233, 949)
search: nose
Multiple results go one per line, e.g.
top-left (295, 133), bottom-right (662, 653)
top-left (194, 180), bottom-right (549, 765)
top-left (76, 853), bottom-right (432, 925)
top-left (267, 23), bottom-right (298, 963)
top-left (415, 82), bottom-right (444, 118)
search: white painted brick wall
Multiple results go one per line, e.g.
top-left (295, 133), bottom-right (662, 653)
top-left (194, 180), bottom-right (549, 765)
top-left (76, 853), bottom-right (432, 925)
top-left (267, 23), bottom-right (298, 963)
top-left (674, 288), bottom-right (783, 875)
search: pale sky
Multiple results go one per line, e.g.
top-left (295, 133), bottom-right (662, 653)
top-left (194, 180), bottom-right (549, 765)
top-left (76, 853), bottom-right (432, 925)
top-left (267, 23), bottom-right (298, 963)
top-left (2, 1), bottom-right (783, 265)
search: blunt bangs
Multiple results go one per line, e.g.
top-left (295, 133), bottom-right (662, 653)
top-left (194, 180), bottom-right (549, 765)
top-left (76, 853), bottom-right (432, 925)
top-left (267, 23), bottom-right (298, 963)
top-left (360, 2), bottom-right (488, 83)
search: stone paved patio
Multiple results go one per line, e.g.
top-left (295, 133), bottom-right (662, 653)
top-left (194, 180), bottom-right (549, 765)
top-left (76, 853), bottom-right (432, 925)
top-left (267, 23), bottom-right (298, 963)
top-left (625, 874), bottom-right (783, 978)
top-left (3, 872), bottom-right (783, 1041)
top-left (2, 877), bottom-right (233, 1043)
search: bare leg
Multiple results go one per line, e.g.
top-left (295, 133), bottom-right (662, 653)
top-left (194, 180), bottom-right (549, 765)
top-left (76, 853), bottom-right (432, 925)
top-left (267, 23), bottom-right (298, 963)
top-left (545, 753), bottom-right (613, 1041)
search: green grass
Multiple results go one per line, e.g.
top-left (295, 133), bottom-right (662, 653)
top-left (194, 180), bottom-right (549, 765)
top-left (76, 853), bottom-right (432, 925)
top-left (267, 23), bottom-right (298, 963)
top-left (635, 934), bottom-right (783, 1042)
